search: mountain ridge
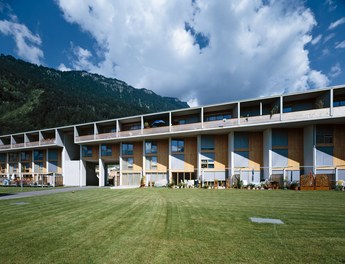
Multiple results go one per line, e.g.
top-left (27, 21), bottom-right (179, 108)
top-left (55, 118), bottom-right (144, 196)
top-left (0, 54), bottom-right (189, 135)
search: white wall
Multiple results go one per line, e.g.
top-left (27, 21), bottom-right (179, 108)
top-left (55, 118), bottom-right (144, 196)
top-left (63, 160), bottom-right (80, 186)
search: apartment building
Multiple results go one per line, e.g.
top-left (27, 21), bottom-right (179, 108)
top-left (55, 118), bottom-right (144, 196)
top-left (1, 85), bottom-right (345, 188)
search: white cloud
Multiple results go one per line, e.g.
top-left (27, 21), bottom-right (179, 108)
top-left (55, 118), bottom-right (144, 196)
top-left (311, 34), bottom-right (322, 45)
top-left (56, 0), bottom-right (329, 104)
top-left (328, 17), bottom-right (345, 30)
top-left (58, 63), bottom-right (72, 71)
top-left (335, 40), bottom-right (345, 49)
top-left (324, 33), bottom-right (335, 43)
top-left (0, 16), bottom-right (44, 64)
top-left (329, 63), bottom-right (341, 78)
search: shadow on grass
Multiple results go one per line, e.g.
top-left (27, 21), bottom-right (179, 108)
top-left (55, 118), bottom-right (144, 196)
top-left (0, 193), bottom-right (14, 197)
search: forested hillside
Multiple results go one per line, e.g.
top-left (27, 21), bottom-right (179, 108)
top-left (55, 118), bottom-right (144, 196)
top-left (0, 55), bottom-right (188, 135)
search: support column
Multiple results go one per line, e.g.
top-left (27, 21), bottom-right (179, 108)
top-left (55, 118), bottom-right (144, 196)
top-left (99, 144), bottom-right (105, 187)
top-left (263, 128), bottom-right (272, 180)
top-left (168, 137), bottom-right (172, 183)
top-left (142, 140), bottom-right (146, 186)
top-left (197, 135), bottom-right (201, 185)
top-left (119, 143), bottom-right (123, 186)
top-left (228, 132), bottom-right (234, 185)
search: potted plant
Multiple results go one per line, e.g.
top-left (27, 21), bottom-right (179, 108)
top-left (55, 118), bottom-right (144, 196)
top-left (290, 181), bottom-right (299, 190)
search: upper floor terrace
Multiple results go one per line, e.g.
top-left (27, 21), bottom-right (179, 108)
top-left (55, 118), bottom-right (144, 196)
top-left (74, 85), bottom-right (345, 143)
top-left (0, 128), bottom-right (64, 151)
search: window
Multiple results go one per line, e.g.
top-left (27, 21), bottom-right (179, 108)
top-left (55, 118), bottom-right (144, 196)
top-left (146, 156), bottom-right (158, 170)
top-left (316, 126), bottom-right (333, 144)
top-left (34, 150), bottom-right (43, 161)
top-left (123, 157), bottom-right (133, 169)
top-left (172, 139), bottom-right (184, 153)
top-left (34, 162), bottom-right (44, 173)
top-left (272, 129), bottom-right (288, 147)
top-left (333, 100), bottom-right (345, 107)
top-left (82, 146), bottom-right (93, 157)
top-left (101, 145), bottom-right (112, 156)
top-left (48, 150), bottom-right (58, 161)
top-left (145, 142), bottom-right (157, 154)
top-left (9, 163), bottom-right (18, 173)
top-left (234, 133), bottom-right (249, 149)
top-left (201, 159), bottom-right (214, 169)
top-left (205, 114), bottom-right (231, 122)
top-left (122, 143), bottom-right (134, 155)
top-left (21, 152), bottom-right (30, 161)
top-left (9, 153), bottom-right (18, 162)
top-left (0, 154), bottom-right (6, 162)
top-left (201, 136), bottom-right (214, 151)
top-left (178, 119), bottom-right (186, 125)
top-left (21, 163), bottom-right (30, 173)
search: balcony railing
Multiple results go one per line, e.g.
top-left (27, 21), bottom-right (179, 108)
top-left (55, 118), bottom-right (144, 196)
top-left (75, 135), bottom-right (95, 142)
top-left (142, 126), bottom-right (170, 135)
top-left (0, 145), bottom-right (11, 150)
top-left (283, 108), bottom-right (330, 121)
top-left (40, 139), bottom-right (56, 145)
top-left (95, 132), bottom-right (117, 140)
top-left (26, 141), bottom-right (39, 147)
top-left (72, 106), bottom-right (340, 143)
top-left (202, 118), bottom-right (237, 129)
top-left (12, 143), bottom-right (25, 149)
top-left (170, 122), bottom-right (202, 132)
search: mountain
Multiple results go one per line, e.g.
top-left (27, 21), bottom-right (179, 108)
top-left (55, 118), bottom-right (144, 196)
top-left (0, 55), bottom-right (189, 135)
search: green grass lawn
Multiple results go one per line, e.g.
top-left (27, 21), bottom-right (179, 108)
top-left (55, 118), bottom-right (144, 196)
top-left (0, 188), bottom-right (344, 263)
top-left (0, 186), bottom-right (68, 194)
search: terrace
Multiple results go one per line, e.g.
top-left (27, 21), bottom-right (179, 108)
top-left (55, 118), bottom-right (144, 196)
top-left (40, 130), bottom-right (56, 146)
top-left (69, 86), bottom-right (345, 143)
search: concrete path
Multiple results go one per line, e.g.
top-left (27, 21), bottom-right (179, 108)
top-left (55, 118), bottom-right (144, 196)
top-left (0, 186), bottom-right (101, 200)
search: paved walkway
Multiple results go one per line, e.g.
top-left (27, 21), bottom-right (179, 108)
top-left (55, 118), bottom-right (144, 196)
top-left (0, 186), bottom-right (100, 200)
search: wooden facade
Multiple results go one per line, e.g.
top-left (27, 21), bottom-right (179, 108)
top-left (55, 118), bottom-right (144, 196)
top-left (249, 132), bottom-right (263, 169)
top-left (288, 128), bottom-right (304, 169)
top-left (184, 137), bottom-right (197, 171)
top-left (334, 124), bottom-right (345, 167)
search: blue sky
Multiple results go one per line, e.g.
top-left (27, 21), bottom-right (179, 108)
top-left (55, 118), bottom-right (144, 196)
top-left (0, 0), bottom-right (344, 106)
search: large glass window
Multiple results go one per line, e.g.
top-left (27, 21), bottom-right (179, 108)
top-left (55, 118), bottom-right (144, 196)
top-left (145, 142), bottom-right (157, 154)
top-left (201, 136), bottom-right (214, 151)
top-left (146, 156), bottom-right (157, 170)
top-left (171, 139), bottom-right (184, 153)
top-left (123, 157), bottom-right (133, 169)
top-left (21, 151), bottom-right (30, 161)
top-left (82, 146), bottom-right (93, 157)
top-left (48, 150), bottom-right (58, 161)
top-left (101, 145), bottom-right (112, 156)
top-left (122, 143), bottom-right (134, 155)
top-left (9, 153), bottom-right (18, 162)
top-left (0, 153), bottom-right (6, 162)
top-left (316, 126), bottom-right (333, 144)
top-left (21, 163), bottom-right (30, 173)
top-left (34, 150), bottom-right (43, 161)
top-left (272, 129), bottom-right (288, 147)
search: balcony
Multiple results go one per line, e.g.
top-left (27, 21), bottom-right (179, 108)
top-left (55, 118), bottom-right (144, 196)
top-left (26, 141), bottom-right (39, 147)
top-left (95, 132), bottom-right (117, 140)
top-left (202, 118), bottom-right (237, 129)
top-left (171, 122), bottom-right (202, 132)
top-left (12, 143), bottom-right (25, 149)
top-left (0, 144), bottom-right (11, 150)
top-left (75, 134), bottom-right (95, 142)
top-left (283, 108), bottom-right (330, 121)
top-left (40, 138), bottom-right (56, 146)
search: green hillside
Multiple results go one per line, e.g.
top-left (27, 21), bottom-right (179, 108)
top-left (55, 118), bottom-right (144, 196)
top-left (0, 55), bottom-right (188, 135)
